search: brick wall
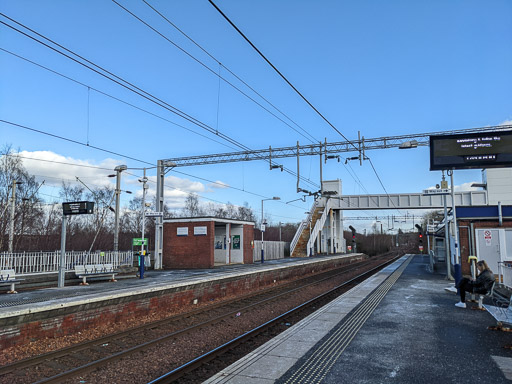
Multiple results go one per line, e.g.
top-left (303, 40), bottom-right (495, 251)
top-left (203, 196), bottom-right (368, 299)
top-left (0, 254), bottom-right (365, 349)
top-left (162, 222), bottom-right (215, 269)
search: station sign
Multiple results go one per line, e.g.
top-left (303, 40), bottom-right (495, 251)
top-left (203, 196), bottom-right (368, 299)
top-left (145, 211), bottom-right (163, 217)
top-left (132, 238), bottom-right (148, 246)
top-left (62, 201), bottom-right (94, 216)
top-left (430, 130), bottom-right (512, 170)
top-left (422, 188), bottom-right (450, 195)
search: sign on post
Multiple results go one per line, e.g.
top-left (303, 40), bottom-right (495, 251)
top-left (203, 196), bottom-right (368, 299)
top-left (145, 211), bottom-right (163, 217)
top-left (422, 188), bottom-right (450, 195)
top-left (59, 201), bottom-right (94, 288)
top-left (132, 238), bottom-right (148, 246)
top-left (430, 131), bottom-right (512, 170)
top-left (62, 201), bottom-right (95, 215)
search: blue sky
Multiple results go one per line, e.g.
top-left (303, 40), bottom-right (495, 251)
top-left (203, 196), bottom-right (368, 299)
top-left (1, 0), bottom-right (511, 230)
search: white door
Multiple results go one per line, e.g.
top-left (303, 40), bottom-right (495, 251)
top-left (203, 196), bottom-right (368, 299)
top-left (475, 229), bottom-right (502, 273)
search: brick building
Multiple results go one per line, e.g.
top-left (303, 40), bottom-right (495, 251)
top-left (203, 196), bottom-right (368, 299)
top-left (162, 217), bottom-right (255, 269)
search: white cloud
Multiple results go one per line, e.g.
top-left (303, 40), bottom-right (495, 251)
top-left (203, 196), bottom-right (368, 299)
top-left (125, 174), bottom-right (206, 210)
top-left (16, 150), bottom-right (122, 188)
top-left (500, 119), bottom-right (512, 126)
top-left (10, 151), bottom-right (209, 211)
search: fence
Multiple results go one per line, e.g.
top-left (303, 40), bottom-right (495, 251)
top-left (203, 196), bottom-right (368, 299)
top-left (0, 251), bottom-right (134, 275)
top-left (253, 241), bottom-right (286, 262)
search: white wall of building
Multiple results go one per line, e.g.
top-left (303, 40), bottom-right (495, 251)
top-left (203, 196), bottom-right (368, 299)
top-left (483, 168), bottom-right (512, 205)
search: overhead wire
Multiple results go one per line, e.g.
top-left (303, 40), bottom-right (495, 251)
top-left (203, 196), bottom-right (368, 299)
top-left (0, 14), bottom-right (318, 187)
top-left (140, 0), bottom-right (319, 143)
top-left (208, 1), bottom-right (401, 206)
top-left (207, 0), bottom-right (356, 149)
top-left (0, 47), bottom-right (239, 151)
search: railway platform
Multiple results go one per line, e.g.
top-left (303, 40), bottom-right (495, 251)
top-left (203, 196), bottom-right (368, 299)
top-left (0, 253), bottom-right (365, 349)
top-left (205, 255), bottom-right (512, 383)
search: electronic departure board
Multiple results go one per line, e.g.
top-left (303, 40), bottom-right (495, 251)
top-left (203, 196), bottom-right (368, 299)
top-left (430, 131), bottom-right (512, 170)
top-left (62, 201), bottom-right (95, 215)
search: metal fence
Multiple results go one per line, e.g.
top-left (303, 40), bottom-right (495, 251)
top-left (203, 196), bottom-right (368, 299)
top-left (253, 241), bottom-right (286, 261)
top-left (0, 251), bottom-right (134, 275)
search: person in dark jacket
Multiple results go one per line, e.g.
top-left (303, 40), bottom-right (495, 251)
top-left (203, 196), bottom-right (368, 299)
top-left (455, 260), bottom-right (495, 308)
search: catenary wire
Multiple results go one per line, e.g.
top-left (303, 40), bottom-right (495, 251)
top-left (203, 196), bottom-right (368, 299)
top-left (0, 14), bottom-right (318, 187)
top-left (140, 0), bottom-right (319, 143)
top-left (0, 47), bottom-right (239, 152)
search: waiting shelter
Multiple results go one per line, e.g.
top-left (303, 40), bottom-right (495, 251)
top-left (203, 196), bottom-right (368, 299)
top-left (162, 217), bottom-right (255, 269)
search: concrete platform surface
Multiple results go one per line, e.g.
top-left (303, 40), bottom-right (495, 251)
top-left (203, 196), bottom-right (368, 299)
top-left (206, 255), bottom-right (512, 383)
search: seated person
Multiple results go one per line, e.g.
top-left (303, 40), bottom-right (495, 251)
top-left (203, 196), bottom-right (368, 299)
top-left (455, 260), bottom-right (495, 308)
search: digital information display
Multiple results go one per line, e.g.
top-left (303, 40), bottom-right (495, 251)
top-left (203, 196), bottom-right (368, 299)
top-left (430, 131), bottom-right (512, 170)
top-left (62, 201), bottom-right (95, 215)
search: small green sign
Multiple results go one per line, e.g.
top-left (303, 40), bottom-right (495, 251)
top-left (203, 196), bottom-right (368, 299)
top-left (232, 235), bottom-right (240, 250)
top-left (132, 238), bottom-right (148, 246)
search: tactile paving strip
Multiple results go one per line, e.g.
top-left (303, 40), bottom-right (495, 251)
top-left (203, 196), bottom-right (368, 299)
top-left (281, 255), bottom-right (413, 384)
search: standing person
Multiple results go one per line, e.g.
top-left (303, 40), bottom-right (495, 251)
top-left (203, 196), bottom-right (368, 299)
top-left (455, 260), bottom-right (495, 308)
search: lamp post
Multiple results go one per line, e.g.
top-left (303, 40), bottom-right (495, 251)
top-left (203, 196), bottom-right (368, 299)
top-left (109, 165), bottom-right (127, 254)
top-left (8, 180), bottom-right (23, 253)
top-left (139, 169), bottom-right (148, 278)
top-left (261, 196), bottom-right (280, 263)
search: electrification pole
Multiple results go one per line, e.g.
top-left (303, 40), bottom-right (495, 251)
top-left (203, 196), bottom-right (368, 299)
top-left (8, 180), bottom-right (22, 253)
top-left (113, 165), bottom-right (127, 254)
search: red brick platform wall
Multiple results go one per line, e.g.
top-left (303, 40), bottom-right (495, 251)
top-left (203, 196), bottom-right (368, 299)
top-left (0, 254), bottom-right (365, 349)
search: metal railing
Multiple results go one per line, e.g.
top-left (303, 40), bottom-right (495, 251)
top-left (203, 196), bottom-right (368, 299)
top-left (307, 198), bottom-right (335, 253)
top-left (0, 251), bottom-right (134, 275)
top-left (290, 200), bottom-right (317, 256)
top-left (499, 262), bottom-right (512, 290)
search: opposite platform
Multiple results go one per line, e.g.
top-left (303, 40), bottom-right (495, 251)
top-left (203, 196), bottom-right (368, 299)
top-left (206, 255), bottom-right (512, 383)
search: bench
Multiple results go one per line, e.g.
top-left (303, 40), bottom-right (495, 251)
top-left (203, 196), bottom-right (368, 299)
top-left (475, 281), bottom-right (510, 309)
top-left (0, 269), bottom-right (24, 294)
top-left (74, 264), bottom-right (118, 286)
top-left (483, 296), bottom-right (512, 328)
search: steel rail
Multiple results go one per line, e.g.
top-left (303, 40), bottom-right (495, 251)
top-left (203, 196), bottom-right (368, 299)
top-left (148, 254), bottom-right (403, 383)
top-left (0, 258), bottom-right (369, 376)
top-left (15, 257), bottom-right (386, 383)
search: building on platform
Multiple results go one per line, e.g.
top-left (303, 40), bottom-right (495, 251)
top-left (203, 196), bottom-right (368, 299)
top-left (162, 217), bottom-right (254, 269)
top-left (436, 168), bottom-right (512, 275)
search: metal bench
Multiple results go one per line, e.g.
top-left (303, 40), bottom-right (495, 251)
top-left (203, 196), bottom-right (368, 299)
top-left (74, 263), bottom-right (118, 285)
top-left (0, 269), bottom-right (23, 294)
top-left (483, 296), bottom-right (512, 328)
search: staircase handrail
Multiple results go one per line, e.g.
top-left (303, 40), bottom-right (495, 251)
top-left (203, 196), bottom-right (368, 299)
top-left (290, 200), bottom-right (317, 256)
top-left (307, 198), bottom-right (335, 253)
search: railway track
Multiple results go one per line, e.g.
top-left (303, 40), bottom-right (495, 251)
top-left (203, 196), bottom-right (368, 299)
top-left (0, 253), bottom-right (400, 384)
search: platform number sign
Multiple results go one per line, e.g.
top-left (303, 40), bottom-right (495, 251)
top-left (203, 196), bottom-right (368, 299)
top-left (484, 230), bottom-right (492, 246)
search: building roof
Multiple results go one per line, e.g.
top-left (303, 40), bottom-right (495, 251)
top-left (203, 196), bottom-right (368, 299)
top-left (163, 216), bottom-right (255, 226)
